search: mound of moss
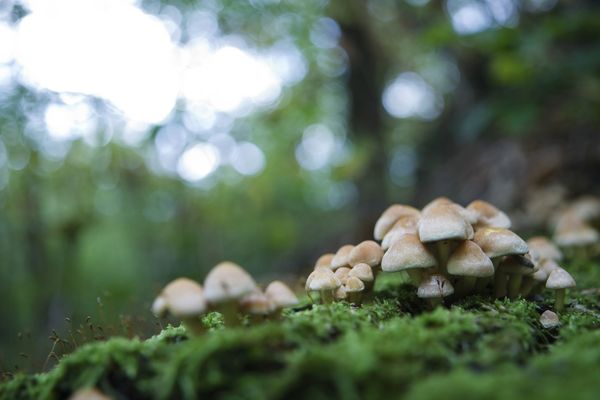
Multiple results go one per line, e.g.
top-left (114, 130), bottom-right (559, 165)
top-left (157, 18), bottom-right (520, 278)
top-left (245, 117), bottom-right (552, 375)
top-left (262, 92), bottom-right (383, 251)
top-left (2, 264), bottom-right (600, 400)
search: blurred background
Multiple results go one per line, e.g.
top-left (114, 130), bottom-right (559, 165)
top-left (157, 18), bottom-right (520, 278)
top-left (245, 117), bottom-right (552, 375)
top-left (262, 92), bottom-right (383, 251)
top-left (0, 0), bottom-right (599, 372)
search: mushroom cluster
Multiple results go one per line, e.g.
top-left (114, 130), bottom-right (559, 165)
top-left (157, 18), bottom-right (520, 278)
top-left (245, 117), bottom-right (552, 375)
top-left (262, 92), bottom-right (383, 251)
top-left (552, 196), bottom-right (600, 255)
top-left (152, 261), bottom-right (299, 334)
top-left (371, 198), bottom-right (576, 309)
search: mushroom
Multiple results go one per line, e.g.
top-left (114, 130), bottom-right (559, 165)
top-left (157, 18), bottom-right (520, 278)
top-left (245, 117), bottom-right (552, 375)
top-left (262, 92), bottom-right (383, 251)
top-left (522, 258), bottom-right (560, 297)
top-left (540, 310), bottom-right (560, 329)
top-left (334, 267), bottom-right (351, 285)
top-left (466, 200), bottom-right (511, 229)
top-left (151, 277), bottom-right (208, 335)
top-left (348, 240), bottom-right (383, 268)
top-left (497, 255), bottom-right (535, 299)
top-left (527, 236), bottom-right (563, 263)
top-left (69, 388), bottom-right (112, 400)
top-left (265, 281), bottom-right (299, 312)
top-left (417, 274), bottom-right (454, 308)
top-left (374, 204), bottom-right (421, 240)
top-left (203, 261), bottom-right (258, 326)
top-left (335, 285), bottom-right (347, 301)
top-left (344, 276), bottom-right (366, 305)
top-left (348, 263), bottom-right (375, 291)
top-left (546, 267), bottom-right (576, 311)
top-left (381, 216), bottom-right (418, 250)
top-left (240, 290), bottom-right (274, 322)
top-left (381, 233), bottom-right (437, 285)
top-left (305, 267), bottom-right (341, 304)
top-left (418, 203), bottom-right (473, 271)
top-left (330, 244), bottom-right (355, 270)
top-left (446, 241), bottom-right (494, 296)
top-left (314, 253), bottom-right (335, 269)
top-left (553, 211), bottom-right (599, 250)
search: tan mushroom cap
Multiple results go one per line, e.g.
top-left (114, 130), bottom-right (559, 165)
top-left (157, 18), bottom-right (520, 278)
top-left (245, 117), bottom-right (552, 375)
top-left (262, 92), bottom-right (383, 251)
top-left (69, 388), bottom-right (112, 400)
top-left (381, 216), bottom-right (419, 250)
top-left (344, 276), bottom-right (365, 293)
top-left (203, 261), bottom-right (258, 304)
top-left (349, 263), bottom-right (374, 283)
top-left (467, 200), bottom-right (511, 229)
top-left (540, 310), bottom-right (560, 329)
top-left (306, 268), bottom-right (341, 291)
top-left (421, 196), bottom-right (454, 214)
top-left (418, 204), bottom-right (473, 243)
top-left (265, 281), bottom-right (299, 309)
top-left (381, 234), bottom-right (437, 272)
top-left (447, 241), bottom-right (494, 278)
top-left (314, 253), bottom-right (335, 269)
top-left (498, 255), bottom-right (535, 275)
top-left (473, 227), bottom-right (528, 259)
top-left (527, 236), bottom-right (563, 262)
top-left (334, 267), bottom-right (351, 285)
top-left (417, 274), bottom-right (454, 298)
top-left (330, 244), bottom-right (355, 270)
top-left (348, 240), bottom-right (383, 267)
top-left (152, 277), bottom-right (207, 318)
top-left (373, 204), bottom-right (421, 240)
top-left (240, 290), bottom-right (274, 315)
top-left (546, 268), bottom-right (576, 289)
top-left (554, 212), bottom-right (599, 247)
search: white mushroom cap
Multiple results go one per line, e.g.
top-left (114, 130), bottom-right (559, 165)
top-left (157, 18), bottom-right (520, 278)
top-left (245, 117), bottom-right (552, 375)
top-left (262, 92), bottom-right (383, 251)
top-left (554, 212), bottom-right (599, 247)
top-left (473, 227), bottom-right (528, 259)
top-left (314, 253), bottom-right (335, 269)
top-left (498, 255), bottom-right (535, 275)
top-left (421, 197), bottom-right (454, 214)
top-left (334, 267), bottom-right (351, 285)
top-left (447, 241), bottom-right (494, 278)
top-left (348, 263), bottom-right (374, 284)
top-left (381, 234), bottom-right (437, 272)
top-left (203, 261), bottom-right (257, 304)
top-left (344, 276), bottom-right (365, 293)
top-left (417, 274), bottom-right (454, 298)
top-left (418, 204), bottom-right (473, 243)
top-left (568, 196), bottom-right (600, 221)
top-left (527, 236), bottom-right (563, 262)
top-left (381, 216), bottom-right (418, 250)
top-left (374, 204), bottom-right (421, 240)
top-left (546, 268), bottom-right (576, 289)
top-left (240, 290), bottom-right (274, 315)
top-left (540, 310), bottom-right (560, 329)
top-left (467, 200), bottom-right (511, 229)
top-left (348, 240), bottom-right (383, 267)
top-left (265, 281), bottom-right (299, 309)
top-left (306, 268), bottom-right (341, 291)
top-left (330, 245), bottom-right (355, 270)
top-left (152, 278), bottom-right (207, 319)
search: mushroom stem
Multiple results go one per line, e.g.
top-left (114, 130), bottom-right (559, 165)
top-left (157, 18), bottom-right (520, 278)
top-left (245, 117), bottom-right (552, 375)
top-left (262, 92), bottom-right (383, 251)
top-left (475, 277), bottom-right (492, 294)
top-left (182, 317), bottom-right (206, 336)
top-left (428, 297), bottom-right (442, 309)
top-left (507, 274), bottom-right (523, 299)
top-left (554, 289), bottom-right (566, 312)
top-left (436, 241), bottom-right (450, 274)
top-left (320, 289), bottom-right (334, 304)
top-left (455, 276), bottom-right (476, 297)
top-left (219, 300), bottom-right (241, 327)
top-left (406, 269), bottom-right (421, 286)
top-left (346, 292), bottom-right (363, 305)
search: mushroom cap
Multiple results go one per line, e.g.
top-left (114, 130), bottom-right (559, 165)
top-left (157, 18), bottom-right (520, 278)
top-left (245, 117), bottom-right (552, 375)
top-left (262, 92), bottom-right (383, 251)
top-left (349, 263), bottom-right (374, 283)
top-left (240, 290), bottom-right (274, 315)
top-left (540, 310), bottom-right (560, 329)
top-left (204, 262), bottom-right (258, 304)
top-left (381, 216), bottom-right (418, 250)
top-left (467, 200), bottom-right (511, 229)
top-left (335, 285), bottom-right (347, 300)
top-left (381, 234), bottom-right (437, 272)
top-left (447, 241), bottom-right (494, 278)
top-left (421, 196), bottom-right (454, 213)
top-left (568, 196), bottom-right (600, 221)
top-left (330, 245), bottom-right (355, 270)
top-left (527, 236), bottom-right (563, 262)
top-left (540, 258), bottom-right (561, 274)
top-left (152, 277), bottom-right (207, 318)
top-left (498, 255), bottom-right (535, 275)
top-left (334, 267), bottom-right (351, 285)
top-left (314, 253), bottom-right (335, 269)
top-left (344, 276), bottom-right (365, 293)
top-left (473, 227), bottom-right (528, 259)
top-left (546, 268), bottom-right (576, 289)
top-left (417, 274), bottom-right (454, 298)
top-left (374, 204), bottom-right (421, 240)
top-left (554, 213), bottom-right (599, 247)
top-left (265, 281), bottom-right (299, 309)
top-left (348, 240), bottom-right (383, 267)
top-left (306, 268), bottom-right (341, 291)
top-left (418, 204), bottom-right (473, 243)
top-left (69, 388), bottom-right (112, 400)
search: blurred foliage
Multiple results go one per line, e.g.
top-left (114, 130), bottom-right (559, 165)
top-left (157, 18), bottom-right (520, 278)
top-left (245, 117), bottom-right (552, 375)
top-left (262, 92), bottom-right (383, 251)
top-left (0, 0), bottom-right (599, 371)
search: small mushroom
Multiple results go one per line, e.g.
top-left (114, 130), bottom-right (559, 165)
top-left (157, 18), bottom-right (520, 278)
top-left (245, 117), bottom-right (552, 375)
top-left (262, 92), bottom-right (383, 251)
top-left (69, 388), bottom-right (112, 400)
top-left (265, 281), bottom-right (299, 311)
top-left (381, 216), bottom-right (418, 250)
top-left (305, 268), bottom-right (341, 304)
top-left (330, 244), bottom-right (355, 270)
top-left (374, 204), bottom-right (421, 240)
top-left (344, 276), bottom-right (365, 305)
top-left (467, 200), bottom-right (511, 229)
top-left (348, 240), bottom-right (383, 267)
top-left (540, 310), bottom-right (560, 329)
top-left (348, 263), bottom-right (375, 291)
top-left (527, 236), bottom-right (563, 263)
top-left (203, 261), bottom-right (258, 326)
top-left (417, 274), bottom-right (454, 308)
top-left (152, 277), bottom-right (207, 335)
top-left (314, 253), bottom-right (335, 269)
top-left (240, 290), bottom-right (274, 322)
top-left (334, 267), bottom-right (351, 285)
top-left (446, 241), bottom-right (494, 296)
top-left (553, 211), bottom-right (599, 250)
top-left (381, 233), bottom-right (437, 284)
top-left (546, 267), bottom-right (576, 311)
top-left (497, 255), bottom-right (535, 299)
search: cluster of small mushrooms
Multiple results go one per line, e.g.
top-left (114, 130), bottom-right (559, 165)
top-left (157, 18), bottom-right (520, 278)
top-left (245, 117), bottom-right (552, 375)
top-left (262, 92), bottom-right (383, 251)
top-left (307, 197), bottom-right (576, 311)
top-left (152, 262), bottom-right (299, 334)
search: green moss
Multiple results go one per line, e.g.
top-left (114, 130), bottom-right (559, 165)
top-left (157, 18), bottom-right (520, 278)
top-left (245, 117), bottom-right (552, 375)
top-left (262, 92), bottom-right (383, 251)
top-left (2, 262), bottom-right (600, 400)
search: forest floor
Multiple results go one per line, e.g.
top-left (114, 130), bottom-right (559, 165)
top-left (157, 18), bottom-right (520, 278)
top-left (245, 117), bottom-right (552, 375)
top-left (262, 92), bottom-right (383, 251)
top-left (1, 259), bottom-right (600, 400)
